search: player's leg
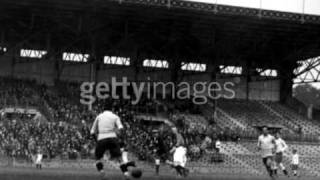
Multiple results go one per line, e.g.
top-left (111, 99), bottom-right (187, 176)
top-left (39, 157), bottom-right (43, 170)
top-left (278, 163), bottom-right (288, 176)
top-left (181, 152), bottom-right (189, 177)
top-left (166, 160), bottom-right (183, 177)
top-left (175, 163), bottom-right (189, 177)
top-left (292, 164), bottom-right (298, 176)
top-left (175, 165), bottom-right (184, 177)
top-left (109, 138), bottom-right (137, 179)
top-left (262, 157), bottom-right (273, 177)
top-left (270, 155), bottom-right (277, 177)
top-left (182, 165), bottom-right (189, 177)
top-left (276, 153), bottom-right (289, 177)
top-left (173, 153), bottom-right (189, 177)
top-left (175, 164), bottom-right (189, 177)
top-left (95, 139), bottom-right (108, 177)
top-left (155, 158), bottom-right (160, 175)
top-left (271, 161), bottom-right (277, 177)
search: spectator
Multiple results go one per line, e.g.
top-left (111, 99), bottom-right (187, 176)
top-left (215, 139), bottom-right (221, 153)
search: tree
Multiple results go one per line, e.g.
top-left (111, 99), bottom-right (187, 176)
top-left (293, 84), bottom-right (320, 107)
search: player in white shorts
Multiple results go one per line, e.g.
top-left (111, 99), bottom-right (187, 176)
top-left (35, 148), bottom-right (43, 170)
top-left (291, 149), bottom-right (299, 177)
top-left (119, 144), bottom-right (142, 179)
top-left (257, 127), bottom-right (275, 179)
top-left (173, 146), bottom-right (187, 168)
top-left (274, 132), bottom-right (289, 177)
top-left (167, 127), bottom-right (189, 177)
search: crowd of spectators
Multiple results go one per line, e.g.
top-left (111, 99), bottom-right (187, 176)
top-left (1, 77), bottom-right (319, 164)
top-left (0, 116), bottom-right (92, 160)
top-left (0, 78), bottom-right (39, 108)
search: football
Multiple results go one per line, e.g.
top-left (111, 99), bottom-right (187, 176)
top-left (131, 168), bottom-right (143, 179)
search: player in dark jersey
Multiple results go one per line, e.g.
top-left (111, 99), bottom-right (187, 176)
top-left (153, 129), bottom-right (170, 175)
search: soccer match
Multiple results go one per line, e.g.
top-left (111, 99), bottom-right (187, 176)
top-left (0, 0), bottom-right (320, 180)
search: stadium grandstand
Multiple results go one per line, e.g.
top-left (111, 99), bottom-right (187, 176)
top-left (0, 0), bottom-right (320, 180)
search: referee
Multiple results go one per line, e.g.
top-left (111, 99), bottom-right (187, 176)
top-left (90, 104), bottom-right (125, 178)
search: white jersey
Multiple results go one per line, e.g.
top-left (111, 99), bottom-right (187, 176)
top-left (258, 134), bottom-right (275, 158)
top-left (215, 140), bottom-right (221, 149)
top-left (292, 154), bottom-right (299, 165)
top-left (122, 150), bottom-right (128, 164)
top-left (173, 146), bottom-right (187, 167)
top-left (35, 153), bottom-right (43, 164)
top-left (91, 111), bottom-right (123, 140)
top-left (274, 138), bottom-right (288, 153)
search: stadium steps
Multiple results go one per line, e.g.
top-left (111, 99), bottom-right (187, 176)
top-left (219, 143), bottom-right (263, 175)
top-left (218, 99), bottom-right (296, 133)
top-left (258, 101), bottom-right (298, 131)
top-left (201, 103), bottom-right (255, 132)
top-left (179, 113), bottom-right (208, 130)
top-left (188, 152), bottom-right (260, 175)
top-left (262, 101), bottom-right (320, 135)
top-left (216, 100), bottom-right (256, 128)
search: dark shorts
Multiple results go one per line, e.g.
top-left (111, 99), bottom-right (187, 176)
top-left (262, 156), bottom-right (273, 166)
top-left (291, 164), bottom-right (299, 170)
top-left (156, 149), bottom-right (169, 162)
top-left (95, 138), bottom-right (121, 160)
top-left (275, 152), bottom-right (283, 163)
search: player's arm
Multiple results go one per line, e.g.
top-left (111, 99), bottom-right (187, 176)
top-left (169, 146), bottom-right (176, 154)
top-left (271, 136), bottom-right (276, 153)
top-left (90, 117), bottom-right (99, 141)
top-left (281, 139), bottom-right (288, 151)
top-left (115, 116), bottom-right (125, 141)
top-left (257, 136), bottom-right (261, 151)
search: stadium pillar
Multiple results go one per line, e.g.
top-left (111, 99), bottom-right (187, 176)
top-left (171, 61), bottom-right (180, 83)
top-left (211, 65), bottom-right (219, 120)
top-left (89, 34), bottom-right (98, 83)
top-left (10, 53), bottom-right (16, 78)
top-left (279, 64), bottom-right (294, 103)
top-left (131, 49), bottom-right (140, 82)
top-left (0, 31), bottom-right (4, 47)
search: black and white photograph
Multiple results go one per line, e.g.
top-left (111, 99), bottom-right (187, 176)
top-left (0, 0), bottom-right (320, 180)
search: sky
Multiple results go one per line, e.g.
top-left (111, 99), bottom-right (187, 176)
top-left (187, 0), bottom-right (320, 15)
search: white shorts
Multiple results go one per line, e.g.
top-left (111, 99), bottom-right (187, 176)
top-left (261, 148), bottom-right (273, 158)
top-left (173, 146), bottom-right (187, 167)
top-left (35, 158), bottom-right (42, 164)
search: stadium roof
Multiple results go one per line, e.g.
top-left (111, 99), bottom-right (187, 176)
top-left (189, 0), bottom-right (320, 16)
top-left (1, 0), bottom-right (320, 70)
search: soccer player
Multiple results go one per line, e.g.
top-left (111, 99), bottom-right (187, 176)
top-left (90, 104), bottom-right (136, 180)
top-left (274, 132), bottom-right (289, 177)
top-left (119, 143), bottom-right (141, 179)
top-left (257, 127), bottom-right (276, 179)
top-left (291, 149), bottom-right (299, 177)
top-left (167, 127), bottom-right (189, 177)
top-left (153, 127), bottom-right (170, 175)
top-left (35, 147), bottom-right (43, 170)
top-left (154, 157), bottom-right (161, 176)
